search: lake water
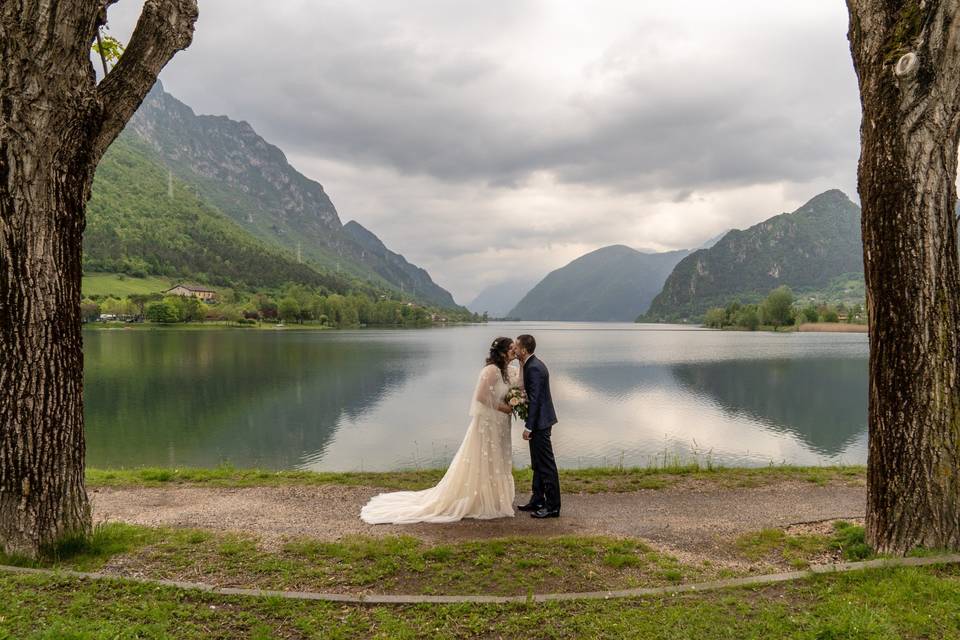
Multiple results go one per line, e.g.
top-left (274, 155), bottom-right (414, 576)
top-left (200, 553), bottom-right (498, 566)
top-left (83, 323), bottom-right (869, 471)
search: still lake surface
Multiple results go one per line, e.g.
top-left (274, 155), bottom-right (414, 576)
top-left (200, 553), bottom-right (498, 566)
top-left (84, 322), bottom-right (869, 471)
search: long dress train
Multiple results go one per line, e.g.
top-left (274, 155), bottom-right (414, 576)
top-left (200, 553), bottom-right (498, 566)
top-left (360, 364), bottom-right (517, 524)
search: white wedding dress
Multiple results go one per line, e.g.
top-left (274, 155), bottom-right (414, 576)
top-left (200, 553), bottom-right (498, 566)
top-left (360, 363), bottom-right (518, 524)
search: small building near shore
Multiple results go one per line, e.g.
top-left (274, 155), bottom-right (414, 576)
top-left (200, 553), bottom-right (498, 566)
top-left (165, 284), bottom-right (218, 302)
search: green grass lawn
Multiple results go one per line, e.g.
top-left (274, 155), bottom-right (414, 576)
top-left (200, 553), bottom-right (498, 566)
top-left (0, 523), bottom-right (718, 597)
top-left (0, 519), bottom-right (889, 598)
top-left (3, 505), bottom-right (957, 638)
top-left (2, 564), bottom-right (959, 639)
top-left (85, 464), bottom-right (866, 494)
top-left (82, 273), bottom-right (173, 297)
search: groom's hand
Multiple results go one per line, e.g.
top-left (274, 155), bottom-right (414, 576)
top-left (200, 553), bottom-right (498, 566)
top-left (523, 429), bottom-right (532, 440)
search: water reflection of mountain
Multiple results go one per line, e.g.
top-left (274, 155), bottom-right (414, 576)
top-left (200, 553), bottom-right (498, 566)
top-left (670, 358), bottom-right (867, 456)
top-left (563, 363), bottom-right (676, 398)
top-left (84, 331), bottom-right (421, 468)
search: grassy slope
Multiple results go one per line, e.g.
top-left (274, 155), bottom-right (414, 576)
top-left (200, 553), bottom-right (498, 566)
top-left (81, 273), bottom-right (173, 298)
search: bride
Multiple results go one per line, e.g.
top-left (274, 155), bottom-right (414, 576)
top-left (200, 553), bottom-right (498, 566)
top-left (360, 337), bottom-right (519, 524)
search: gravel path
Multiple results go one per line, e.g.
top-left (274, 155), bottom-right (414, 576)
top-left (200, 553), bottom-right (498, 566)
top-left (91, 482), bottom-right (865, 555)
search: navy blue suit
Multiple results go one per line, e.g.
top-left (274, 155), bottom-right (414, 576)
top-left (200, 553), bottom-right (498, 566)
top-left (523, 355), bottom-right (560, 510)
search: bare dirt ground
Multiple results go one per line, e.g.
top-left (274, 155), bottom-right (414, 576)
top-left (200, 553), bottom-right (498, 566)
top-left (91, 481), bottom-right (865, 558)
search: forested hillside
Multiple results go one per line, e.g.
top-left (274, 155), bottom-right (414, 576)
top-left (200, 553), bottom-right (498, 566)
top-left (644, 190), bottom-right (864, 321)
top-left (123, 82), bottom-right (460, 307)
top-left (85, 133), bottom-right (354, 292)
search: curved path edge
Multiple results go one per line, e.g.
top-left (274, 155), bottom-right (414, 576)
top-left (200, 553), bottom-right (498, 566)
top-left (3, 554), bottom-right (959, 605)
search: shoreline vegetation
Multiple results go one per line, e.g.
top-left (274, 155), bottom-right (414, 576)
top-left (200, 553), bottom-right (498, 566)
top-left (82, 319), bottom-right (480, 331)
top-left (703, 285), bottom-right (867, 333)
top-left (81, 271), bottom-right (483, 330)
top-left (86, 463), bottom-right (866, 492)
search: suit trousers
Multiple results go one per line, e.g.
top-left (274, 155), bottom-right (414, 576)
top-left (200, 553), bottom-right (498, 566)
top-left (528, 427), bottom-right (561, 510)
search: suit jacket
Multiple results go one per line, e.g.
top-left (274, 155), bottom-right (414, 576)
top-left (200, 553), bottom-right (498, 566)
top-left (523, 355), bottom-right (558, 431)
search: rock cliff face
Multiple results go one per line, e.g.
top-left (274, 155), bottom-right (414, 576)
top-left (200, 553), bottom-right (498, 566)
top-left (644, 190), bottom-right (863, 321)
top-left (122, 82), bottom-right (458, 306)
top-left (509, 245), bottom-right (691, 321)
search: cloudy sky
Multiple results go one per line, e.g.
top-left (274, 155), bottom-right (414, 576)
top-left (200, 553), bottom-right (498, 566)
top-left (107, 1), bottom-right (862, 304)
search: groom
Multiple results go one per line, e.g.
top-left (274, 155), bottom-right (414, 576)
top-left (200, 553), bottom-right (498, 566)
top-left (514, 334), bottom-right (560, 519)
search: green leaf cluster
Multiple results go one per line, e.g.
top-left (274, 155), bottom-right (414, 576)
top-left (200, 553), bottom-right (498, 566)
top-left (92, 34), bottom-right (125, 65)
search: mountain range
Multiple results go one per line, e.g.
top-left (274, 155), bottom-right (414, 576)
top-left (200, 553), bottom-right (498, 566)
top-left (644, 190), bottom-right (863, 321)
top-left (507, 245), bottom-right (691, 321)
top-left (84, 82), bottom-right (458, 308)
top-left (467, 278), bottom-right (540, 318)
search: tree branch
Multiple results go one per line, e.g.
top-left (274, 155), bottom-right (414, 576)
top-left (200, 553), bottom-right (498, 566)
top-left (92, 0), bottom-right (198, 160)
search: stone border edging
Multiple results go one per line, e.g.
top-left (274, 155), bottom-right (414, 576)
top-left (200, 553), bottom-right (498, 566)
top-left (2, 554), bottom-right (959, 605)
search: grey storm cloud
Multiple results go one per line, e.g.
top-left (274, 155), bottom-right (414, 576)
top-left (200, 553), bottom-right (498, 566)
top-left (106, 1), bottom-right (863, 302)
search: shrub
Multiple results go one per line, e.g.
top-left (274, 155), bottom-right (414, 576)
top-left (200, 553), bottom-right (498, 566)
top-left (735, 306), bottom-right (760, 330)
top-left (703, 307), bottom-right (727, 328)
top-left (760, 286), bottom-right (794, 328)
top-left (145, 301), bottom-right (180, 323)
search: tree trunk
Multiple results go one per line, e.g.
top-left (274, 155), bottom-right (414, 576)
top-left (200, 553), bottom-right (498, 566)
top-left (847, 1), bottom-right (960, 555)
top-left (0, 152), bottom-right (93, 557)
top-left (0, 0), bottom-right (197, 558)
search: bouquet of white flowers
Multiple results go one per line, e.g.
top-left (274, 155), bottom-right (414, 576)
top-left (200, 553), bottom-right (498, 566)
top-left (506, 386), bottom-right (528, 421)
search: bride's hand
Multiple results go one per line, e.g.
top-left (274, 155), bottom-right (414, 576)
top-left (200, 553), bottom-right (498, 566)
top-left (498, 403), bottom-right (512, 415)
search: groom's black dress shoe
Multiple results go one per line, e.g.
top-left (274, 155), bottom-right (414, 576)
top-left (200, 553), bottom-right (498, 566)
top-left (530, 507), bottom-right (560, 519)
top-left (517, 502), bottom-right (544, 512)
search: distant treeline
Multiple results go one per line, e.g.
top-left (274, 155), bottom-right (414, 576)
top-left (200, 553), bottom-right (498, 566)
top-left (83, 284), bottom-right (481, 328)
top-left (703, 286), bottom-right (866, 331)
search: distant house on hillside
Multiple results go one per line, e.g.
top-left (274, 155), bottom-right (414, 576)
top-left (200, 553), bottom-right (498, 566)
top-left (165, 284), bottom-right (218, 302)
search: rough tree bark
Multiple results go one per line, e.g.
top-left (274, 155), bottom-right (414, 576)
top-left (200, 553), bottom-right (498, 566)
top-left (846, 1), bottom-right (960, 555)
top-left (0, 0), bottom-right (197, 558)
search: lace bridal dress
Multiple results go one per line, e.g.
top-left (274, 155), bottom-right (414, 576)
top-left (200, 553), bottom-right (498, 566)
top-left (360, 363), bottom-right (519, 524)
